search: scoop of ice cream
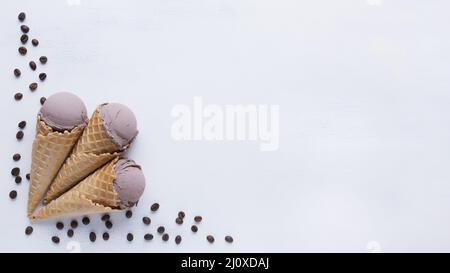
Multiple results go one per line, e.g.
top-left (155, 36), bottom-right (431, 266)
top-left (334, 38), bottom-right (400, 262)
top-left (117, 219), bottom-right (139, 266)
top-left (113, 158), bottom-right (145, 209)
top-left (39, 92), bottom-right (88, 131)
top-left (99, 103), bottom-right (138, 148)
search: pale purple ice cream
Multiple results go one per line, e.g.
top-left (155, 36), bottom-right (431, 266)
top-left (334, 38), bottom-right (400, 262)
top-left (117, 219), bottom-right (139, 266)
top-left (39, 92), bottom-right (88, 132)
top-left (99, 103), bottom-right (138, 149)
top-left (113, 158), bottom-right (145, 209)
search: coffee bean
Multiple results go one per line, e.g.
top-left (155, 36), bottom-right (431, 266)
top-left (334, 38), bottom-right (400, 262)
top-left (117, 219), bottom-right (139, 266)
top-left (13, 153), bottom-right (21, 161)
top-left (16, 131), bottom-right (24, 140)
top-left (144, 234), bottom-right (153, 241)
top-left (127, 233), bottom-right (134, 242)
top-left (89, 232), bottom-right (96, 242)
top-left (25, 226), bottom-right (33, 235)
top-left (18, 12), bottom-right (26, 22)
top-left (162, 233), bottom-right (169, 242)
top-left (105, 220), bottom-right (113, 229)
top-left (101, 214), bottom-right (110, 221)
top-left (15, 176), bottom-right (22, 184)
top-left (18, 46), bottom-right (27, 55)
top-left (82, 216), bottom-right (90, 225)
top-left (31, 39), bottom-right (39, 46)
top-left (207, 235), bottom-right (215, 243)
top-left (67, 229), bottom-right (74, 238)
top-left (51, 236), bottom-right (60, 244)
top-left (11, 167), bottom-right (20, 176)
top-left (20, 34), bottom-right (28, 44)
top-left (142, 217), bottom-right (151, 225)
top-left (9, 190), bottom-right (17, 199)
top-left (14, 68), bottom-right (21, 77)
top-left (29, 61), bottom-right (36, 70)
top-left (29, 82), bottom-right (38, 91)
top-left (191, 225), bottom-right (198, 232)
top-left (125, 210), bottom-right (132, 218)
top-left (39, 73), bottom-right (46, 81)
top-left (175, 235), bottom-right (182, 245)
top-left (14, 93), bottom-right (23, 101)
top-left (178, 211), bottom-right (185, 219)
top-left (194, 216), bottom-right (203, 223)
top-left (150, 203), bottom-right (159, 212)
top-left (20, 25), bottom-right (29, 33)
top-left (56, 222), bottom-right (64, 230)
top-left (103, 232), bottom-right (109, 241)
top-left (40, 97), bottom-right (46, 105)
top-left (157, 226), bottom-right (165, 234)
top-left (225, 236), bottom-right (234, 243)
top-left (70, 220), bottom-right (78, 229)
top-left (18, 121), bottom-right (26, 129)
top-left (26, 173), bottom-right (31, 180)
top-left (175, 217), bottom-right (183, 225)
top-left (39, 56), bottom-right (48, 64)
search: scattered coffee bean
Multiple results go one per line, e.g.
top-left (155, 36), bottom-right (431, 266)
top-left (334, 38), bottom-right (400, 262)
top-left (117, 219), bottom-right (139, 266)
top-left (40, 97), bottom-right (46, 105)
top-left (157, 226), bottom-right (165, 234)
top-left (56, 222), bottom-right (64, 230)
top-left (20, 34), bottom-right (28, 44)
top-left (16, 131), bottom-right (24, 140)
top-left (14, 92), bottom-right (23, 101)
top-left (144, 234), bottom-right (153, 241)
top-left (29, 82), bottom-right (38, 91)
top-left (25, 226), bottom-right (33, 235)
top-left (31, 39), bottom-right (39, 46)
top-left (178, 211), bottom-right (185, 219)
top-left (13, 153), bottom-right (21, 161)
top-left (15, 176), bottom-right (22, 184)
top-left (18, 12), bottom-right (26, 22)
top-left (26, 173), bottom-right (30, 180)
top-left (125, 210), bottom-right (132, 218)
top-left (18, 46), bottom-right (27, 55)
top-left (194, 216), bottom-right (203, 223)
top-left (175, 235), bottom-right (182, 245)
top-left (191, 225), bottom-right (198, 233)
top-left (11, 167), bottom-right (20, 176)
top-left (175, 217), bottom-right (183, 225)
top-left (127, 233), bottom-right (134, 242)
top-left (142, 217), bottom-right (151, 225)
top-left (9, 190), bottom-right (17, 199)
top-left (39, 56), bottom-right (48, 64)
top-left (67, 229), bottom-right (74, 238)
top-left (18, 121), bottom-right (26, 129)
top-left (103, 232), bottom-right (109, 241)
top-left (207, 235), bottom-right (215, 243)
top-left (51, 236), bottom-right (60, 244)
top-left (89, 232), bottom-right (96, 242)
top-left (39, 73), bottom-right (46, 81)
top-left (70, 220), bottom-right (78, 229)
top-left (150, 203), bottom-right (159, 212)
top-left (225, 236), bottom-right (234, 243)
top-left (162, 233), bottom-right (169, 242)
top-left (82, 216), bottom-right (90, 225)
top-left (20, 25), bottom-right (29, 33)
top-left (105, 220), bottom-right (113, 229)
top-left (14, 68), bottom-right (21, 77)
top-left (101, 214), bottom-right (110, 221)
top-left (29, 61), bottom-right (36, 70)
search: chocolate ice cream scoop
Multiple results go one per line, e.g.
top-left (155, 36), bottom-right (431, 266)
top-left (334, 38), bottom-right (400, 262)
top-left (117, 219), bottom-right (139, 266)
top-left (113, 158), bottom-right (145, 209)
top-left (39, 92), bottom-right (88, 131)
top-left (99, 103), bottom-right (138, 148)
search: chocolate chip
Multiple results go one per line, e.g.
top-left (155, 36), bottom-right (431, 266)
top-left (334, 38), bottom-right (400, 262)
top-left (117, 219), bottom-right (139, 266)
top-left (39, 56), bottom-right (48, 64)
top-left (18, 121), bottom-right (26, 129)
top-left (26, 173), bottom-right (30, 180)
top-left (103, 232), bottom-right (109, 241)
top-left (142, 217), bottom-right (151, 225)
top-left (39, 73), bottom-right (46, 81)
top-left (191, 225), bottom-right (198, 233)
top-left (175, 217), bottom-right (183, 225)
top-left (18, 46), bottom-right (27, 55)
top-left (18, 12), bottom-right (26, 22)
top-left (144, 234), bottom-right (153, 241)
top-left (150, 203), bottom-right (159, 212)
top-left (225, 236), bottom-right (234, 243)
top-left (175, 235), bottom-right (182, 245)
top-left (82, 216), bottom-right (90, 225)
top-left (178, 211), bottom-right (185, 219)
top-left (25, 226), bottom-right (33, 235)
top-left (125, 210), bottom-right (132, 218)
top-left (157, 226), bottom-right (165, 234)
top-left (56, 222), bottom-right (64, 230)
top-left (20, 25), bottom-right (29, 33)
top-left (127, 233), bottom-right (134, 242)
top-left (162, 233), bottom-right (169, 242)
top-left (207, 235), bottom-right (215, 243)
top-left (105, 220), bottom-right (113, 229)
top-left (20, 34), bottom-right (28, 44)
top-left (67, 229), bottom-right (74, 238)
top-left (15, 176), bottom-right (22, 184)
top-left (194, 216), bottom-right (203, 223)
top-left (14, 68), bottom-right (21, 77)
top-left (13, 153), bottom-right (21, 161)
top-left (9, 190), bottom-right (17, 199)
top-left (29, 61), bottom-right (36, 70)
top-left (11, 167), bottom-right (20, 176)
top-left (40, 97), bottom-right (46, 105)
top-left (51, 236), bottom-right (60, 244)
top-left (16, 131), bottom-right (24, 140)
top-left (70, 220), bottom-right (78, 229)
top-left (101, 214), bottom-right (110, 221)
top-left (31, 39), bottom-right (39, 46)
top-left (89, 232), bottom-right (96, 242)
top-left (14, 93), bottom-right (23, 101)
top-left (29, 82), bottom-right (38, 91)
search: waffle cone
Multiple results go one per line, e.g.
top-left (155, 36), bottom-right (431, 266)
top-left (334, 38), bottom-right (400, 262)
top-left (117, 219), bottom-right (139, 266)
top-left (27, 118), bottom-right (83, 216)
top-left (43, 107), bottom-right (127, 203)
top-left (32, 158), bottom-right (120, 220)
